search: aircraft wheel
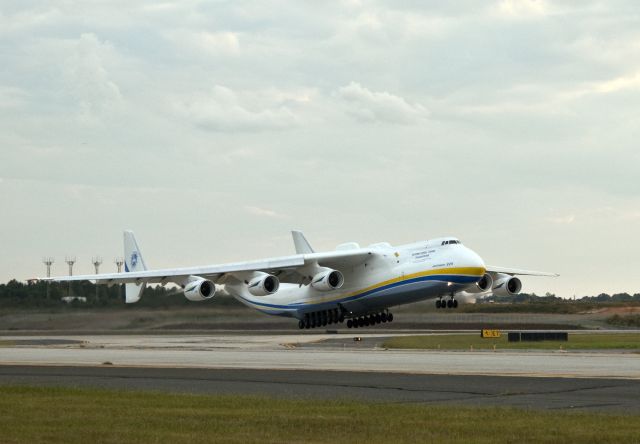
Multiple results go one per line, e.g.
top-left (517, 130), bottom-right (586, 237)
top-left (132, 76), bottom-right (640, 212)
top-left (347, 319), bottom-right (353, 328)
top-left (381, 313), bottom-right (388, 322)
top-left (447, 299), bottom-right (453, 308)
top-left (375, 314), bottom-right (382, 324)
top-left (453, 300), bottom-right (458, 308)
top-left (339, 315), bottom-right (345, 323)
top-left (298, 320), bottom-right (304, 329)
top-left (436, 300), bottom-right (441, 308)
top-left (387, 313), bottom-right (394, 322)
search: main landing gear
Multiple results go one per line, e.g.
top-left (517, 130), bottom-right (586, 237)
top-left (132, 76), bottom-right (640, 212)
top-left (436, 297), bottom-right (458, 309)
top-left (346, 311), bottom-right (393, 329)
top-left (298, 308), bottom-right (345, 329)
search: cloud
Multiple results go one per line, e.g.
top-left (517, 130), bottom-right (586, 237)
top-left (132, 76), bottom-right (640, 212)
top-left (244, 205), bottom-right (285, 219)
top-left (0, 86), bottom-right (28, 109)
top-left (165, 30), bottom-right (240, 56)
top-left (335, 82), bottom-right (429, 124)
top-left (177, 85), bottom-right (302, 132)
top-left (63, 33), bottom-right (123, 119)
top-left (491, 0), bottom-right (550, 19)
top-left (546, 215), bottom-right (575, 225)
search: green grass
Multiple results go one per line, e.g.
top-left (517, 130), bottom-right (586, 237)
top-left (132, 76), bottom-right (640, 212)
top-left (383, 333), bottom-right (640, 351)
top-left (0, 386), bottom-right (638, 443)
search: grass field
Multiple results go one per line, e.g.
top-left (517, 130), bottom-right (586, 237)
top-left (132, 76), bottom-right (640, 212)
top-left (0, 386), bottom-right (638, 443)
top-left (382, 333), bottom-right (640, 351)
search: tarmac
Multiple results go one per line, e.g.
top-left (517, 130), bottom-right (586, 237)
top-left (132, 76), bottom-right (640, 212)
top-left (1, 333), bottom-right (639, 413)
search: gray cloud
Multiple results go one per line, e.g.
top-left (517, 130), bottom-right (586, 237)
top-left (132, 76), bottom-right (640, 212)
top-left (335, 81), bottom-right (429, 124)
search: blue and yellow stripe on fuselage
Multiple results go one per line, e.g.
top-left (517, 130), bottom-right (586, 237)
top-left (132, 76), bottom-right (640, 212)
top-left (233, 267), bottom-right (485, 317)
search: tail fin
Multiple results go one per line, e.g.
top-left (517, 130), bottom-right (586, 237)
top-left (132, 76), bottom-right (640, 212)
top-left (292, 230), bottom-right (315, 254)
top-left (124, 230), bottom-right (147, 304)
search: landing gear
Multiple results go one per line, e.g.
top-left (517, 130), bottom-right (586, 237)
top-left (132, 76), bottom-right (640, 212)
top-left (436, 297), bottom-right (458, 309)
top-left (346, 310), bottom-right (394, 328)
top-left (299, 308), bottom-right (345, 330)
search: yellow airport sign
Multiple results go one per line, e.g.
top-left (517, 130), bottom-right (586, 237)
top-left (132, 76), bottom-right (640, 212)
top-left (481, 329), bottom-right (501, 338)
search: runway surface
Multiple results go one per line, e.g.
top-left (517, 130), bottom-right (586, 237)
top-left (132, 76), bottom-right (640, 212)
top-left (1, 334), bottom-right (639, 379)
top-left (1, 365), bottom-right (639, 413)
top-left (1, 334), bottom-right (639, 413)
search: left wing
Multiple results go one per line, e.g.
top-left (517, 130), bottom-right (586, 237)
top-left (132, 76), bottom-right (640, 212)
top-left (486, 266), bottom-right (559, 277)
top-left (41, 234), bottom-right (374, 286)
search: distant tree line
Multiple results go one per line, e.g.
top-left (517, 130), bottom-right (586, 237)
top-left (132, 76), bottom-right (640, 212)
top-left (0, 280), bottom-right (212, 309)
top-left (0, 279), bottom-right (638, 309)
top-left (484, 292), bottom-right (640, 304)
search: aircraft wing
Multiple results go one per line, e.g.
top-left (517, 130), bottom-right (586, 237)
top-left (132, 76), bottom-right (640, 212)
top-left (42, 255), bottom-right (306, 286)
top-left (486, 266), bottom-right (559, 277)
top-left (41, 249), bottom-right (375, 286)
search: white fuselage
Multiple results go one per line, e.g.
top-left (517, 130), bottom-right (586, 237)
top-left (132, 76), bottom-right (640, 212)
top-left (225, 237), bottom-right (486, 320)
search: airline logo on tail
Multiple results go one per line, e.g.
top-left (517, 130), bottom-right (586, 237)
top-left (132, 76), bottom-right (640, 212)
top-left (130, 252), bottom-right (138, 268)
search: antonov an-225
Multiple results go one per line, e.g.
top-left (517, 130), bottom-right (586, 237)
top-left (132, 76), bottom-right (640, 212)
top-left (44, 230), bottom-right (557, 329)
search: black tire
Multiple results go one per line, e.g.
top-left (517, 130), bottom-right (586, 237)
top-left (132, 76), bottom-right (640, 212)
top-left (347, 319), bottom-right (353, 328)
top-left (358, 317), bottom-right (364, 327)
top-left (388, 313), bottom-right (394, 322)
top-left (447, 299), bottom-right (453, 308)
top-left (298, 320), bottom-right (304, 329)
top-left (453, 299), bottom-right (458, 308)
top-left (375, 314), bottom-right (382, 324)
top-left (436, 300), bottom-right (441, 308)
top-left (339, 315), bottom-right (345, 323)
top-left (381, 313), bottom-right (388, 322)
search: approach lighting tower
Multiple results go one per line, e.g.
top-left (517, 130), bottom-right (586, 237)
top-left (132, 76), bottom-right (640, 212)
top-left (42, 257), bottom-right (55, 300)
top-left (65, 256), bottom-right (76, 297)
top-left (65, 256), bottom-right (76, 276)
top-left (92, 256), bottom-right (103, 274)
top-left (42, 257), bottom-right (54, 278)
top-left (92, 256), bottom-right (103, 301)
top-left (114, 257), bottom-right (124, 273)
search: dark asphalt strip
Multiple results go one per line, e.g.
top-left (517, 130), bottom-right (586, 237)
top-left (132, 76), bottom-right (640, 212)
top-left (1, 365), bottom-right (638, 413)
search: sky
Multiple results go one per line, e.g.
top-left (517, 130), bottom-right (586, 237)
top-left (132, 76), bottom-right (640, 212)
top-left (1, 0), bottom-right (639, 297)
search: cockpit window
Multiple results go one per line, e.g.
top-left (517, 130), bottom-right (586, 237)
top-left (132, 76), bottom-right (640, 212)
top-left (441, 240), bottom-right (460, 245)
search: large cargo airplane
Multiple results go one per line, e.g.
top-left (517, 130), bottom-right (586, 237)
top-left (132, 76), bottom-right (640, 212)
top-left (43, 230), bottom-right (557, 329)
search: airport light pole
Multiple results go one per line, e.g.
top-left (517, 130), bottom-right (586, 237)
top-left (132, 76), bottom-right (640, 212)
top-left (42, 257), bottom-right (54, 299)
top-left (65, 256), bottom-right (76, 297)
top-left (114, 257), bottom-right (124, 302)
top-left (92, 256), bottom-right (102, 302)
top-left (114, 257), bottom-right (124, 273)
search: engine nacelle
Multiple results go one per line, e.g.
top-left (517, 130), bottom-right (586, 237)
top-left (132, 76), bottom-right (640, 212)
top-left (492, 274), bottom-right (522, 297)
top-left (247, 274), bottom-right (280, 296)
top-left (184, 278), bottom-right (216, 301)
top-left (311, 269), bottom-right (344, 291)
top-left (466, 273), bottom-right (493, 293)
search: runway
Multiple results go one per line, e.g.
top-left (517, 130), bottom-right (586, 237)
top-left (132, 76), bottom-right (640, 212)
top-left (1, 334), bottom-right (639, 413)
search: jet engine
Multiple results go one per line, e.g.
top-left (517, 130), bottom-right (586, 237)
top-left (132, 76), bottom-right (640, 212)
top-left (311, 269), bottom-right (344, 291)
top-left (492, 274), bottom-right (522, 296)
top-left (247, 273), bottom-right (280, 296)
top-left (466, 273), bottom-right (493, 293)
top-left (184, 278), bottom-right (216, 301)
